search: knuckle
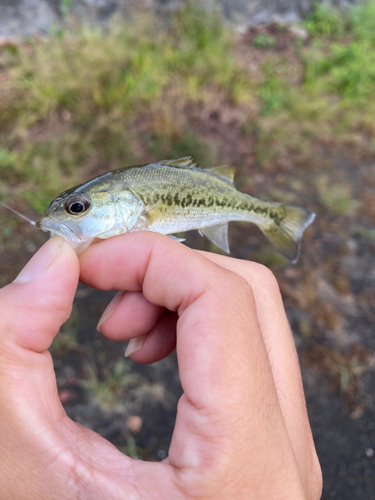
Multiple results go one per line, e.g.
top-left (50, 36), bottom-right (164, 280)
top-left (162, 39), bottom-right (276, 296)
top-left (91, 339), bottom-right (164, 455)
top-left (248, 262), bottom-right (281, 299)
top-left (252, 262), bottom-right (279, 288)
top-left (221, 268), bottom-right (255, 303)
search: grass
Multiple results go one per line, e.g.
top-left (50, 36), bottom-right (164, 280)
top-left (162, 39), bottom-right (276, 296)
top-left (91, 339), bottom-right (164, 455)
top-left (49, 306), bottom-right (83, 355)
top-left (259, 64), bottom-right (290, 115)
top-left (1, 0), bottom-right (373, 461)
top-left (149, 130), bottom-right (213, 167)
top-left (316, 176), bottom-right (359, 216)
top-left (354, 225), bottom-right (375, 241)
top-left (82, 359), bottom-right (145, 411)
top-left (0, 2), bottom-right (250, 212)
top-left (1, 0), bottom-right (375, 219)
top-left (307, 1), bottom-right (375, 100)
top-left (305, 342), bottom-right (372, 404)
top-left (252, 0), bottom-right (375, 172)
top-left (253, 34), bottom-right (276, 49)
top-left (304, 2), bottom-right (346, 38)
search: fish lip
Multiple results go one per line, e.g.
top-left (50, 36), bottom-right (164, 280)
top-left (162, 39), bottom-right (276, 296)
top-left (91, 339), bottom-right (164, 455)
top-left (37, 216), bottom-right (83, 244)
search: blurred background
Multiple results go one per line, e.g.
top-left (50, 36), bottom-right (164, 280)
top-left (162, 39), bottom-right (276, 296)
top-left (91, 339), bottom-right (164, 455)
top-left (0, 1), bottom-right (375, 498)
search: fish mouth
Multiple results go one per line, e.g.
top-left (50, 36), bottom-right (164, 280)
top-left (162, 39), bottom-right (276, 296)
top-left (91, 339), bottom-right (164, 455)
top-left (37, 217), bottom-right (84, 246)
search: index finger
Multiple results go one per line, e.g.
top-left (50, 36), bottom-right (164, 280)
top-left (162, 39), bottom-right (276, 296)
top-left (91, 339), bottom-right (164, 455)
top-left (197, 251), bottom-right (321, 496)
top-left (79, 233), bottom-right (300, 484)
top-left (79, 232), bottom-right (272, 410)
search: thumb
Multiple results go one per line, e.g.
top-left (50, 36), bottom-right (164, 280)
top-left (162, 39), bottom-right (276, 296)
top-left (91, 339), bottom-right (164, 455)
top-left (0, 235), bottom-right (79, 354)
top-left (0, 238), bottom-right (81, 499)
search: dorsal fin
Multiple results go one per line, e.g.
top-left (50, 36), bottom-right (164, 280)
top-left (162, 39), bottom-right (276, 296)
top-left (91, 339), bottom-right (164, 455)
top-left (159, 157), bottom-right (197, 169)
top-left (206, 165), bottom-right (235, 184)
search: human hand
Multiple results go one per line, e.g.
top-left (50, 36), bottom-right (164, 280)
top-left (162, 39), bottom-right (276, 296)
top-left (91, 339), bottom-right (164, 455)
top-left (0, 233), bottom-right (322, 499)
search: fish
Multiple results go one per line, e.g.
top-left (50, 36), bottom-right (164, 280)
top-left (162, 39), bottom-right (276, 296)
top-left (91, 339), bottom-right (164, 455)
top-left (35, 156), bottom-right (315, 262)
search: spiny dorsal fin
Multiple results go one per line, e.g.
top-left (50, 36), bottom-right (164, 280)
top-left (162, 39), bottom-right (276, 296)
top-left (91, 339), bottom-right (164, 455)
top-left (206, 165), bottom-right (236, 184)
top-left (198, 223), bottom-right (230, 253)
top-left (159, 157), bottom-right (197, 169)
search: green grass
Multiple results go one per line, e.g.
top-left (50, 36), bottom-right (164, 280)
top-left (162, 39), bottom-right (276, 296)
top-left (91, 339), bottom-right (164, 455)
top-left (318, 184), bottom-right (359, 216)
top-left (49, 307), bottom-right (82, 355)
top-left (303, 1), bottom-right (375, 101)
top-left (2, 4), bottom-right (246, 123)
top-left (0, 148), bottom-right (18, 171)
top-left (253, 34), bottom-right (276, 49)
top-left (259, 68), bottom-right (290, 115)
top-left (149, 130), bottom-right (213, 167)
top-left (82, 359), bottom-right (145, 411)
top-left (0, 2), bottom-right (250, 212)
top-left (2, 0), bottom-right (375, 212)
top-left (354, 225), bottom-right (375, 241)
top-left (252, 0), bottom-right (375, 168)
top-left (304, 2), bottom-right (346, 38)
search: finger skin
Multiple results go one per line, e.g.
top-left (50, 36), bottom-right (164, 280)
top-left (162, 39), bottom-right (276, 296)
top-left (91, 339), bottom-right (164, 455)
top-left (196, 251), bottom-right (322, 499)
top-left (99, 290), bottom-right (164, 340)
top-left (0, 238), bottom-right (81, 498)
top-left (80, 232), bottom-right (318, 499)
top-left (98, 290), bottom-right (177, 363)
top-left (130, 309), bottom-right (177, 364)
top-left (0, 232), bottom-right (321, 500)
top-left (93, 244), bottom-right (321, 496)
top-left (0, 238), bottom-right (179, 500)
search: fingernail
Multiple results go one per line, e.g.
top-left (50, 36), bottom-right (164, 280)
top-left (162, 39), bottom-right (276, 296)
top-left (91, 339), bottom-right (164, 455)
top-left (125, 334), bottom-right (147, 357)
top-left (14, 236), bottom-right (64, 283)
top-left (97, 290), bottom-right (125, 332)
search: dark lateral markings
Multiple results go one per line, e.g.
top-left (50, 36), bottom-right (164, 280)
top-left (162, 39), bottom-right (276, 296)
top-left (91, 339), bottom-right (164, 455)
top-left (148, 193), bottom-right (285, 225)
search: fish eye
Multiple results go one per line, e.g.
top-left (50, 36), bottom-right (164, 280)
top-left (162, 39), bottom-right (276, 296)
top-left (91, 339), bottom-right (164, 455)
top-left (65, 196), bottom-right (91, 215)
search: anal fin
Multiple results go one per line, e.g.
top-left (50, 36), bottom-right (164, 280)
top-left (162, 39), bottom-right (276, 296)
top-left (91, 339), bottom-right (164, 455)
top-left (199, 224), bottom-right (230, 253)
top-left (168, 234), bottom-right (186, 243)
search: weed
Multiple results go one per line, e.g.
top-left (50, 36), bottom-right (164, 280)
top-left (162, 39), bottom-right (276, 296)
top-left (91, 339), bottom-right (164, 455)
top-left (304, 2), bottom-right (346, 38)
top-left (149, 131), bottom-right (213, 167)
top-left (252, 0), bottom-right (375, 169)
top-left (351, 0), bottom-right (375, 42)
top-left (0, 3), bottom-right (250, 213)
top-left (60, 0), bottom-right (73, 18)
top-left (82, 362), bottom-right (124, 411)
top-left (50, 328), bottom-right (81, 355)
top-left (258, 61), bottom-right (290, 115)
top-left (317, 177), bottom-right (359, 216)
top-left (305, 343), bottom-right (372, 404)
top-left (253, 34), bottom-right (276, 49)
top-left (259, 75), bottom-right (289, 115)
top-left (117, 436), bottom-right (140, 459)
top-left (0, 148), bottom-right (19, 171)
top-left (50, 307), bottom-right (82, 355)
top-left (276, 23), bottom-right (288, 31)
top-left (303, 1), bottom-right (375, 101)
top-left (303, 40), bottom-right (375, 100)
top-left (354, 225), bottom-right (375, 241)
top-left (82, 359), bottom-right (146, 411)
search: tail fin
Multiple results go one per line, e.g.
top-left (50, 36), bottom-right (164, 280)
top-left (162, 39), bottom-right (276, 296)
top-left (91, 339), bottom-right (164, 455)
top-left (260, 204), bottom-right (315, 264)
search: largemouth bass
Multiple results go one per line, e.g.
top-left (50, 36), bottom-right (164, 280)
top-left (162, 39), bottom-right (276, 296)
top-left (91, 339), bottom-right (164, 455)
top-left (36, 157), bottom-right (315, 263)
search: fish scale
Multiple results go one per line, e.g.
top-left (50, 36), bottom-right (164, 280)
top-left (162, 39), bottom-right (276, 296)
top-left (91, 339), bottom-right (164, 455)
top-left (36, 156), bottom-right (315, 263)
top-left (115, 164), bottom-right (271, 232)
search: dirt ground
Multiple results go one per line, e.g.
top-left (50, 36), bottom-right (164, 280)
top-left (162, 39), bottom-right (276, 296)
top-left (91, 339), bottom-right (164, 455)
top-left (1, 24), bottom-right (375, 499)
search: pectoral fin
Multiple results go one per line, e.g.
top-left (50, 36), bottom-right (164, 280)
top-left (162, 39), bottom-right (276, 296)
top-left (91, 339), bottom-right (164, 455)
top-left (199, 224), bottom-right (230, 253)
